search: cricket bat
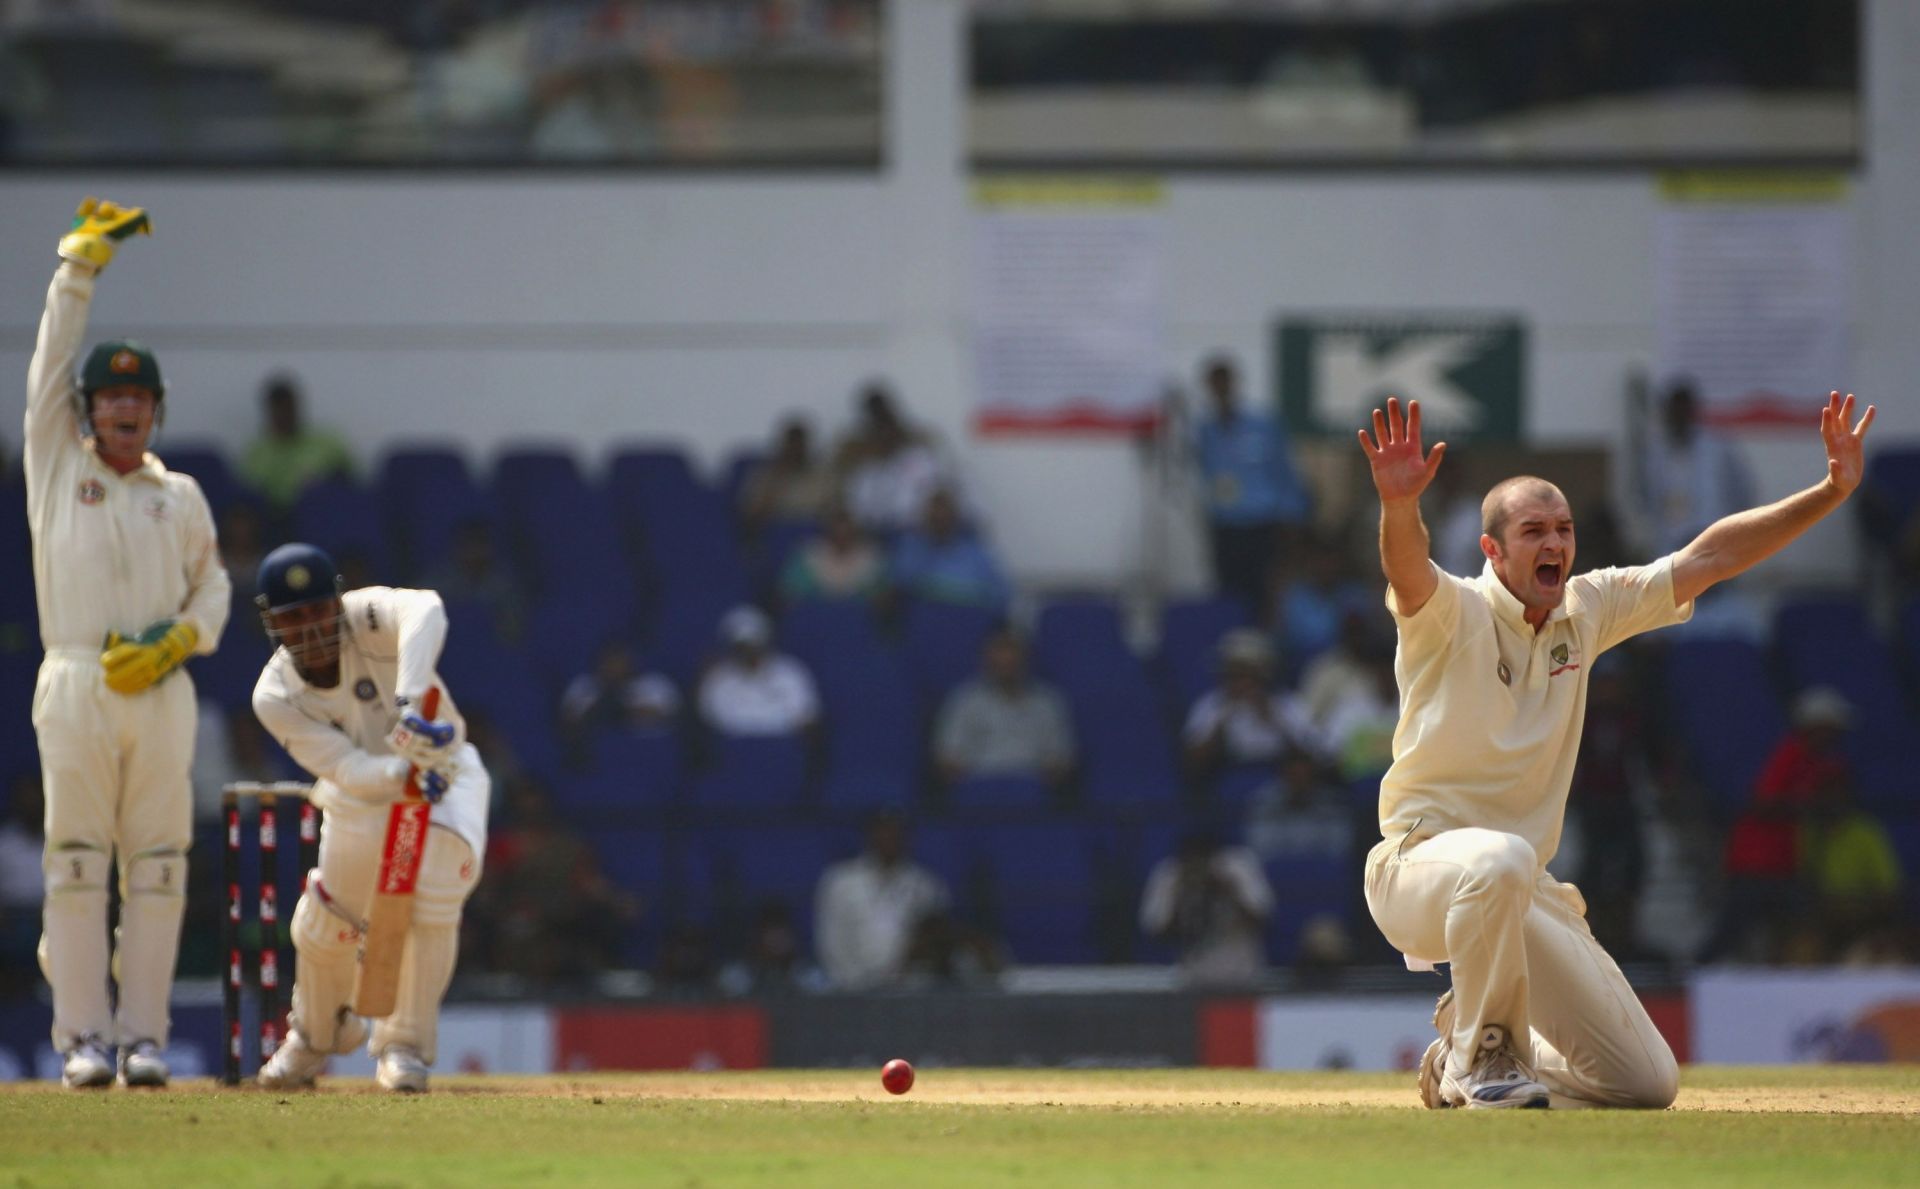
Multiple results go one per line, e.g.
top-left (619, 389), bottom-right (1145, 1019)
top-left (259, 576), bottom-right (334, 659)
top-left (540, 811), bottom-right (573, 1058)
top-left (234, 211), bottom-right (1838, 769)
top-left (351, 685), bottom-right (441, 1017)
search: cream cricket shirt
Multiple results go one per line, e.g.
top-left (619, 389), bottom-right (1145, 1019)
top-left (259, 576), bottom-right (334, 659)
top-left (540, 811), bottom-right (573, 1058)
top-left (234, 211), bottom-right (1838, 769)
top-left (24, 265), bottom-right (229, 655)
top-left (1378, 557), bottom-right (1692, 869)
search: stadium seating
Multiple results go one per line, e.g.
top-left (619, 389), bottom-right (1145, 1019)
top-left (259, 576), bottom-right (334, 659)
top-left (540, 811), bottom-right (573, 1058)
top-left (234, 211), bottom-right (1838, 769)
top-left (158, 442), bottom-right (247, 520)
top-left (376, 445), bottom-right (491, 581)
top-left (1661, 639), bottom-right (1787, 814)
top-left (1157, 596), bottom-right (1247, 715)
top-left (1772, 596), bottom-right (1911, 803)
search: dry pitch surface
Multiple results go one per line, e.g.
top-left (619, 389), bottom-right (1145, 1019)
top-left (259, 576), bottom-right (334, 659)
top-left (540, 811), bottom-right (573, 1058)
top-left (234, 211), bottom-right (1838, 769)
top-left (3, 1067), bottom-right (1917, 1188)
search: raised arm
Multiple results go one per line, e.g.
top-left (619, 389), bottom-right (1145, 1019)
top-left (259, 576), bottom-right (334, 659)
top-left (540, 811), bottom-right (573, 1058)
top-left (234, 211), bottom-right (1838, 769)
top-left (1358, 396), bottom-right (1448, 616)
top-left (1671, 391), bottom-right (1876, 606)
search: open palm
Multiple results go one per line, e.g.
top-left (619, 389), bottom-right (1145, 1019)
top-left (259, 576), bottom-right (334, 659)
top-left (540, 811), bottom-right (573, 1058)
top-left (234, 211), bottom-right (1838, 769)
top-left (1358, 397), bottom-right (1446, 503)
top-left (1820, 390), bottom-right (1875, 497)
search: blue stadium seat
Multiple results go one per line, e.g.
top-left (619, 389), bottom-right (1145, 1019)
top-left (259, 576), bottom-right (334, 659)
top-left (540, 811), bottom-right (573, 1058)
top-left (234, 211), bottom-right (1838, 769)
top-left (720, 449), bottom-right (765, 514)
top-left (679, 824), bottom-right (853, 949)
top-left (644, 589), bottom-right (734, 689)
top-left (376, 446), bottom-right (489, 580)
top-left (158, 442), bottom-right (247, 518)
top-left (1158, 597), bottom-right (1248, 715)
top-left (1033, 596), bottom-right (1130, 683)
top-left (585, 827), bottom-right (670, 967)
top-left (779, 601), bottom-right (885, 676)
top-left (524, 594), bottom-right (636, 689)
top-left (491, 448), bottom-right (627, 593)
top-left (1661, 639), bottom-right (1786, 814)
top-left (290, 476), bottom-right (393, 583)
top-left (1774, 596), bottom-right (1912, 803)
top-left (1262, 852), bottom-right (1356, 965)
top-left (971, 823), bottom-right (1100, 964)
top-left (945, 773), bottom-right (1050, 817)
top-left (1215, 763), bottom-right (1272, 813)
top-left (816, 649), bottom-right (921, 816)
top-left (564, 729), bottom-right (682, 814)
top-left (0, 476), bottom-right (36, 633)
top-left (435, 640), bottom-right (561, 777)
top-left (902, 601), bottom-right (1000, 718)
top-left (690, 735), bottom-right (811, 814)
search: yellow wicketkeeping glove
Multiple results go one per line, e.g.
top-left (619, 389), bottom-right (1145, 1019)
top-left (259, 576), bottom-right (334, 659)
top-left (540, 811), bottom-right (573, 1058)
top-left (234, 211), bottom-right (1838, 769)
top-left (58, 197), bottom-right (152, 271)
top-left (101, 619), bottom-right (198, 695)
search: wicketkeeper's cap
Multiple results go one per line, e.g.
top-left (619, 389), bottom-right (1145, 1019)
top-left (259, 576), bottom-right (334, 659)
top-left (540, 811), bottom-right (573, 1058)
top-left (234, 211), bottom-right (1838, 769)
top-left (256, 543), bottom-right (342, 614)
top-left (79, 339), bottom-right (164, 398)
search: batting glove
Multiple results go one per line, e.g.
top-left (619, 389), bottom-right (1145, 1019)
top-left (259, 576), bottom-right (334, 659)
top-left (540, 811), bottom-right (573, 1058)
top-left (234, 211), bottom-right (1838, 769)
top-left (101, 619), bottom-right (198, 695)
top-left (58, 197), bottom-right (152, 271)
top-left (387, 707), bottom-right (456, 770)
top-left (421, 765), bottom-right (452, 805)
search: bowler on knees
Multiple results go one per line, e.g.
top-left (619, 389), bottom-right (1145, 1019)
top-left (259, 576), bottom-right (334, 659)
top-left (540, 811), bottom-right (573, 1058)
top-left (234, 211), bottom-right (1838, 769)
top-left (1358, 391), bottom-right (1874, 1109)
top-left (249, 543), bottom-right (489, 1093)
top-left (24, 198), bottom-right (231, 1089)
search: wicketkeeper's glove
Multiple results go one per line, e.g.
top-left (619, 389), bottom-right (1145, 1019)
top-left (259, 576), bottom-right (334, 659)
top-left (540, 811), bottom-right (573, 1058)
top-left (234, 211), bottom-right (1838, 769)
top-left (101, 619), bottom-right (198, 695)
top-left (58, 197), bottom-right (152, 271)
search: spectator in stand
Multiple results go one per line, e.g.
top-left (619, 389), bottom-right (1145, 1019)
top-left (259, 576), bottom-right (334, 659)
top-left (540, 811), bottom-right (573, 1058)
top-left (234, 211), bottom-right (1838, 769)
top-left (778, 504), bottom-right (891, 607)
top-left (814, 812), bottom-right (951, 990)
top-left (237, 373), bottom-right (354, 517)
top-left (738, 416), bottom-right (836, 537)
top-left (470, 779), bottom-right (639, 990)
top-left (0, 774), bottom-right (45, 998)
top-left (933, 628), bottom-right (1075, 790)
top-left (1798, 777), bottom-right (1906, 964)
top-left (423, 516), bottom-right (529, 645)
top-left (558, 638), bottom-right (680, 765)
top-left (1631, 378), bottom-right (1756, 556)
top-left (890, 487), bottom-right (1011, 612)
top-left (697, 606), bottom-right (820, 740)
top-left (1193, 355), bottom-right (1311, 616)
top-left (1320, 653), bottom-right (1400, 782)
top-left (1296, 611), bottom-right (1390, 736)
top-left (1567, 654), bottom-right (1653, 961)
top-left (838, 382), bottom-right (949, 534)
top-left (218, 500), bottom-right (270, 610)
top-left (1140, 829), bottom-right (1274, 986)
top-left (1183, 628), bottom-right (1321, 785)
top-left (1698, 686), bottom-right (1855, 963)
top-left (901, 910), bottom-right (1008, 988)
top-left (1269, 536), bottom-right (1371, 675)
top-left (1244, 750), bottom-right (1354, 864)
top-left (717, 899), bottom-right (820, 997)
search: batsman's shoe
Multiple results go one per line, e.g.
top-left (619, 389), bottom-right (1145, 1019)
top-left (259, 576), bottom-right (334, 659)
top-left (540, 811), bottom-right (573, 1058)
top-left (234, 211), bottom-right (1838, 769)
top-left (1441, 1024), bottom-right (1550, 1110)
top-left (117, 1039), bottom-right (169, 1088)
top-left (61, 1035), bottom-right (114, 1090)
top-left (257, 1031), bottom-right (328, 1090)
top-left (376, 1046), bottom-right (429, 1094)
top-left (1417, 988), bottom-right (1456, 1109)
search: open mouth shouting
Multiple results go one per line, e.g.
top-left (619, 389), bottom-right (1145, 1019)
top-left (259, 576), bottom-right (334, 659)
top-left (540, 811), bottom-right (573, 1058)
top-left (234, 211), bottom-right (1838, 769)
top-left (1534, 560), bottom-right (1565, 593)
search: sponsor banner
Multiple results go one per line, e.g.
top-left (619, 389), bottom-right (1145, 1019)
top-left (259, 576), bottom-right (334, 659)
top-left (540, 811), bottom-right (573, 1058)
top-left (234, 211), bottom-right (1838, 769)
top-left (1198, 999), bottom-right (1259, 1068)
top-left (555, 1005), bottom-right (767, 1071)
top-left (770, 993), bottom-right (1198, 1068)
top-left (328, 1004), bottom-right (556, 1078)
top-left (1692, 969), bottom-right (1920, 1063)
top-left (1276, 316), bottom-right (1526, 444)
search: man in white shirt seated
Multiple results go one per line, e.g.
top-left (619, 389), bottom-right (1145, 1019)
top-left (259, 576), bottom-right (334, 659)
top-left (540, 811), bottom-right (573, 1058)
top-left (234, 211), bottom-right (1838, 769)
top-left (814, 812), bottom-right (950, 990)
top-left (1183, 629), bottom-right (1322, 781)
top-left (696, 606), bottom-right (820, 739)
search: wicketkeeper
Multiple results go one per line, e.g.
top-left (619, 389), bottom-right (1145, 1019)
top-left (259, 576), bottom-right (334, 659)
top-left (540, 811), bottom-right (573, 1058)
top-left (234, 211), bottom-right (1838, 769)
top-left (249, 543), bottom-right (488, 1093)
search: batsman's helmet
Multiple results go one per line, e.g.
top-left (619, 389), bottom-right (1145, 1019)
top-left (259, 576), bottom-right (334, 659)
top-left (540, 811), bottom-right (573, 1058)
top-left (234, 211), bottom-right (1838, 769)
top-left (256, 543), bottom-right (342, 614)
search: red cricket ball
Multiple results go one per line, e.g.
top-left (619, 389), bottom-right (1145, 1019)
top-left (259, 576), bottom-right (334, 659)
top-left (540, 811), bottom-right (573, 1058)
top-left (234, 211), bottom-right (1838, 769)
top-left (881, 1058), bottom-right (915, 1095)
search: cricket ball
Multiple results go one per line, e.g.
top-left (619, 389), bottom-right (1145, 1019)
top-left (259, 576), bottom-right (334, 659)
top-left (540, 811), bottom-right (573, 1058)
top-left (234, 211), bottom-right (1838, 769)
top-left (881, 1058), bottom-right (915, 1095)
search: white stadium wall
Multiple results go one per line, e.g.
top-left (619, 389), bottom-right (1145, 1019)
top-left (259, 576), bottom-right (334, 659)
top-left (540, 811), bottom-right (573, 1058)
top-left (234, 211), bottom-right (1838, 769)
top-left (2, 0), bottom-right (1915, 587)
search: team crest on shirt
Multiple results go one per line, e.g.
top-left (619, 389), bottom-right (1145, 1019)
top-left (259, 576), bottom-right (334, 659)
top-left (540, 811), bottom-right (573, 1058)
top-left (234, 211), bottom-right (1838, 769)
top-left (354, 678), bottom-right (378, 702)
top-left (1548, 642), bottom-right (1582, 677)
top-left (143, 495), bottom-right (169, 521)
top-left (78, 479), bottom-right (106, 505)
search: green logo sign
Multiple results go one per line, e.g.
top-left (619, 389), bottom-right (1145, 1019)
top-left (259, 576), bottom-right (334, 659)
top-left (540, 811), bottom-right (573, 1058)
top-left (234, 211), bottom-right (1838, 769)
top-left (1276, 317), bottom-right (1526, 443)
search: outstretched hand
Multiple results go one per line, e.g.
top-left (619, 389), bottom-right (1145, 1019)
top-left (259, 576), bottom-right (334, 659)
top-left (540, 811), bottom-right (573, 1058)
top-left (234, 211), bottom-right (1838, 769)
top-left (1819, 390), bottom-right (1875, 498)
top-left (1357, 396), bottom-right (1446, 504)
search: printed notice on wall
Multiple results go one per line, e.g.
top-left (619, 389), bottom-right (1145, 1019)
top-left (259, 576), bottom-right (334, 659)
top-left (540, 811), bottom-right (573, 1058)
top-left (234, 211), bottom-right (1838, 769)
top-left (972, 177), bottom-right (1166, 434)
top-left (1655, 173), bottom-right (1853, 427)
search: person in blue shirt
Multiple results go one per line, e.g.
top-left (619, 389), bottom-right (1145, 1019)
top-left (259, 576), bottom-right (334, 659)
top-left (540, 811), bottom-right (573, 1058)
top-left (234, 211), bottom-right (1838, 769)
top-left (1194, 356), bottom-right (1312, 616)
top-left (891, 488), bottom-right (1011, 611)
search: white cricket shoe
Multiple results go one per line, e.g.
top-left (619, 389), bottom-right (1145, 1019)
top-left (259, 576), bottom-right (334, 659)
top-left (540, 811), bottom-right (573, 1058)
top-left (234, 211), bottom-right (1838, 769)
top-left (1441, 1023), bottom-right (1550, 1110)
top-left (1417, 988), bottom-right (1455, 1110)
top-left (117, 1039), bottom-right (169, 1088)
top-left (257, 1031), bottom-right (329, 1090)
top-left (376, 1046), bottom-right (429, 1094)
top-left (61, 1035), bottom-right (114, 1090)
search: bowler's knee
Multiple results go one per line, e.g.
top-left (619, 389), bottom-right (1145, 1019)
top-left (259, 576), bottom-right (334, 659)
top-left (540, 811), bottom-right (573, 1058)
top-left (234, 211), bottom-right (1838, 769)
top-left (1620, 1048), bottom-right (1680, 1109)
top-left (1457, 831), bottom-right (1537, 900)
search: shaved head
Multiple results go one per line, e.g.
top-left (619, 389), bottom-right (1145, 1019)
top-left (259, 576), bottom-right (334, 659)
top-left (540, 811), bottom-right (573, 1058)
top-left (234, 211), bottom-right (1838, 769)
top-left (1482, 476), bottom-right (1568, 541)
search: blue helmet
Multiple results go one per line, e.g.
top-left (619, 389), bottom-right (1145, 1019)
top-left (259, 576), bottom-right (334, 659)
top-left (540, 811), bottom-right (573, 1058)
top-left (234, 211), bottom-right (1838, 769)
top-left (255, 542), bottom-right (341, 614)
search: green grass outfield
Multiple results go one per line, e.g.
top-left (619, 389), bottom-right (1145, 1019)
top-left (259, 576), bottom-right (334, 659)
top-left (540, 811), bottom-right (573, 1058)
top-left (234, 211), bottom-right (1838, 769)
top-left (2, 1067), bottom-right (1917, 1188)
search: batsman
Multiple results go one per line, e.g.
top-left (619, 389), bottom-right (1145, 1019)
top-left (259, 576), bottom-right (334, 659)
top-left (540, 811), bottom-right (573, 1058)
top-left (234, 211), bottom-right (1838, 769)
top-left (1359, 390), bottom-right (1873, 1109)
top-left (249, 543), bottom-right (488, 1093)
top-left (24, 198), bottom-right (231, 1089)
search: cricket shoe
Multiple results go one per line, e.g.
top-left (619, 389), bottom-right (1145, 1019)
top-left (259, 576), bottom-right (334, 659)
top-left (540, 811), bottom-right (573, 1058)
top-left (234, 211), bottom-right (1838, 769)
top-left (258, 1031), bottom-right (329, 1090)
top-left (1440, 1023), bottom-right (1550, 1109)
top-left (61, 1034), bottom-right (114, 1090)
top-left (1417, 988), bottom-right (1455, 1109)
top-left (376, 1046), bottom-right (429, 1094)
top-left (118, 1039), bottom-right (169, 1088)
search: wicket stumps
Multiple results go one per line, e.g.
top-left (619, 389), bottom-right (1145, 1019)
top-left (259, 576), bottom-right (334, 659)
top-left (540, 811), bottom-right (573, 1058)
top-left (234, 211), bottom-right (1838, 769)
top-left (221, 782), bottom-right (319, 1087)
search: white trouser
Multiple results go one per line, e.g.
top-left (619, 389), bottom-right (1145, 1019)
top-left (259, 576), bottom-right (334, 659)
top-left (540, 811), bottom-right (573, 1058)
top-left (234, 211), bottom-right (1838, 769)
top-left (1364, 827), bottom-right (1679, 1109)
top-left (288, 805), bottom-right (482, 1067)
top-left (34, 651), bottom-right (195, 1050)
